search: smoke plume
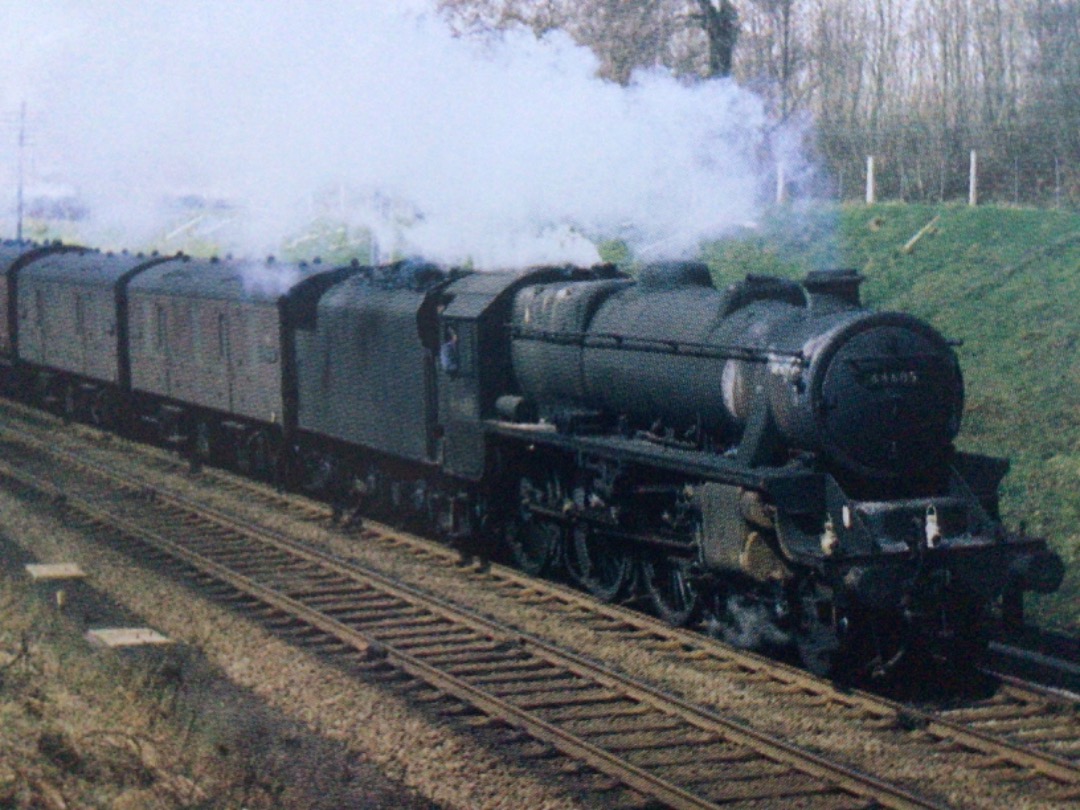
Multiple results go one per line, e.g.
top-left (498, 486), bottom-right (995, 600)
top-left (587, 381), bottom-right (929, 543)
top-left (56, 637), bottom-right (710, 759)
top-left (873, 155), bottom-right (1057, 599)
top-left (0, 1), bottom-right (805, 268)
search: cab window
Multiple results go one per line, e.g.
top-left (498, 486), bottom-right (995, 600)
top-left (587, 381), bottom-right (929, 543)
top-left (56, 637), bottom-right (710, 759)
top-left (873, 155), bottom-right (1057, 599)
top-left (440, 320), bottom-right (475, 377)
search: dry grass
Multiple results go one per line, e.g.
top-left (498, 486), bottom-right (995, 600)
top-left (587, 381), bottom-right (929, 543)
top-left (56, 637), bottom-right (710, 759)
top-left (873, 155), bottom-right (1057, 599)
top-left (0, 578), bottom-right (209, 809)
top-left (0, 568), bottom-right (436, 810)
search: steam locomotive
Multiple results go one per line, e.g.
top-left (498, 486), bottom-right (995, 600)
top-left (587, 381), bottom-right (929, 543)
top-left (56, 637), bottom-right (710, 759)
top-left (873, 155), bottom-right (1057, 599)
top-left (0, 239), bottom-right (1063, 678)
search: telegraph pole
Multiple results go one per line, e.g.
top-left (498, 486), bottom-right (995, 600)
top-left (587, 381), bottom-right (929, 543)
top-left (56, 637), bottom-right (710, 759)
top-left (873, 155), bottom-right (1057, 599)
top-left (16, 101), bottom-right (26, 242)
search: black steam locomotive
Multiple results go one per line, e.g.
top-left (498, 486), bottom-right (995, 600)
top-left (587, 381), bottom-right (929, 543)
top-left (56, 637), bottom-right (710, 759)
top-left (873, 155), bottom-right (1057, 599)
top-left (0, 239), bottom-right (1063, 677)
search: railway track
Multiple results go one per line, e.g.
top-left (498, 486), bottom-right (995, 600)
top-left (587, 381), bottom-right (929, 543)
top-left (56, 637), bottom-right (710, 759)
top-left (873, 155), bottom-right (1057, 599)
top-left (0, 402), bottom-right (1077, 807)
top-left (0, 425), bottom-right (946, 810)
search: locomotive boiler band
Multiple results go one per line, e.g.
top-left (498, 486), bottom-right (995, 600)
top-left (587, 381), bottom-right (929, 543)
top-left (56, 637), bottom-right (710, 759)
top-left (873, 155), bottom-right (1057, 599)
top-left (0, 239), bottom-right (1063, 678)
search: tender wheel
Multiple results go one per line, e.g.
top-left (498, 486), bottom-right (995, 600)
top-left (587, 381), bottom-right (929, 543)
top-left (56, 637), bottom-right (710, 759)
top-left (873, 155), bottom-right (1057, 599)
top-left (89, 389), bottom-right (116, 429)
top-left (237, 429), bottom-right (276, 481)
top-left (641, 554), bottom-right (699, 626)
top-left (299, 450), bottom-right (335, 493)
top-left (565, 523), bottom-right (630, 602)
top-left (193, 420), bottom-right (213, 460)
top-left (62, 382), bottom-right (78, 422)
top-left (34, 374), bottom-right (57, 412)
top-left (157, 407), bottom-right (181, 445)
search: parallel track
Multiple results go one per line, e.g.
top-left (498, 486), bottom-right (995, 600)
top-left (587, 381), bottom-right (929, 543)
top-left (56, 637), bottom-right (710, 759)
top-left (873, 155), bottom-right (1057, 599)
top-left (984, 639), bottom-right (1080, 695)
top-left (1, 402), bottom-right (1078, 807)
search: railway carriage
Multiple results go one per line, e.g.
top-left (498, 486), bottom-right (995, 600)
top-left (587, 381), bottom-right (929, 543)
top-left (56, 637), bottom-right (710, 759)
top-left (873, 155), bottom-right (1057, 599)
top-left (0, 241), bottom-right (81, 385)
top-left (9, 246), bottom-right (169, 423)
top-left (125, 255), bottom-right (353, 476)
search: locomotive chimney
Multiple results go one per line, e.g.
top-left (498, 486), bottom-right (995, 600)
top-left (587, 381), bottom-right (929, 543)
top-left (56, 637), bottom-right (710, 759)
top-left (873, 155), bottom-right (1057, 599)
top-left (803, 269), bottom-right (864, 309)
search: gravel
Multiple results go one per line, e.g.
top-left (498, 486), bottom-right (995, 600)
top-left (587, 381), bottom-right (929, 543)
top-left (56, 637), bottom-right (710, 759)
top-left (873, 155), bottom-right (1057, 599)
top-left (0, 482), bottom-right (588, 810)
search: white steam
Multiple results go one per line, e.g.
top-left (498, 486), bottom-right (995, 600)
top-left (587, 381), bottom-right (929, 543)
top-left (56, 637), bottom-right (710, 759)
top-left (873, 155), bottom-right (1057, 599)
top-left (0, 1), bottom-right (802, 268)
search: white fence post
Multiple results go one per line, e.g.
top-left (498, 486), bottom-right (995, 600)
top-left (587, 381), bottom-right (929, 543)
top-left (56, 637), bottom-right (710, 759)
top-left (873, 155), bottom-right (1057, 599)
top-left (1055, 156), bottom-right (1062, 208)
top-left (866, 156), bottom-right (876, 204)
top-left (776, 161), bottom-right (787, 205)
top-left (969, 150), bottom-right (978, 206)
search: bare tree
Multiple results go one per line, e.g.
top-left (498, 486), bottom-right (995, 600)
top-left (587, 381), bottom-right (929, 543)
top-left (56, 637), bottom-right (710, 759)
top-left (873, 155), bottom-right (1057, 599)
top-left (440, 1), bottom-right (743, 83)
top-left (567, 1), bottom-right (680, 83)
top-left (436, 0), bottom-right (1078, 205)
top-left (1025, 0), bottom-right (1080, 189)
top-left (732, 0), bottom-right (805, 119)
top-left (437, 0), bottom-right (571, 37)
top-left (693, 0), bottom-right (740, 77)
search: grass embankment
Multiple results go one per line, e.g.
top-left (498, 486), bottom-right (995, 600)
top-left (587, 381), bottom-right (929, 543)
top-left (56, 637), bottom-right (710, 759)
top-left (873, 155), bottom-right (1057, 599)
top-left (704, 204), bottom-right (1080, 632)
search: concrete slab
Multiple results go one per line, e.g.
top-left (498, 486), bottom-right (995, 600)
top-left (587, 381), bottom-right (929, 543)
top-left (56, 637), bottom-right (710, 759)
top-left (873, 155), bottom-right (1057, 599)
top-left (25, 563), bottom-right (86, 581)
top-left (85, 628), bottom-right (173, 648)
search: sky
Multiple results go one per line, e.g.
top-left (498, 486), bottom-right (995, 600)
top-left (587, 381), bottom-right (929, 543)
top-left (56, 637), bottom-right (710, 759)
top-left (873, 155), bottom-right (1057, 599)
top-left (0, 1), bottom-right (805, 268)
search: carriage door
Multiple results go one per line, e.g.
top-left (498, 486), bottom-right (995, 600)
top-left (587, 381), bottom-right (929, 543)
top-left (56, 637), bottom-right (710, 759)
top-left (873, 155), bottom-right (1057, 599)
top-left (74, 292), bottom-right (87, 373)
top-left (217, 310), bottom-right (234, 412)
top-left (154, 302), bottom-right (172, 395)
top-left (31, 287), bottom-right (46, 364)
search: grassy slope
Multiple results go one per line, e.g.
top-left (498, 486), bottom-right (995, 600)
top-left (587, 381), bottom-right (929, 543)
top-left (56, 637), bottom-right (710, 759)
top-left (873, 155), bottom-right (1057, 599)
top-left (703, 204), bottom-right (1080, 631)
